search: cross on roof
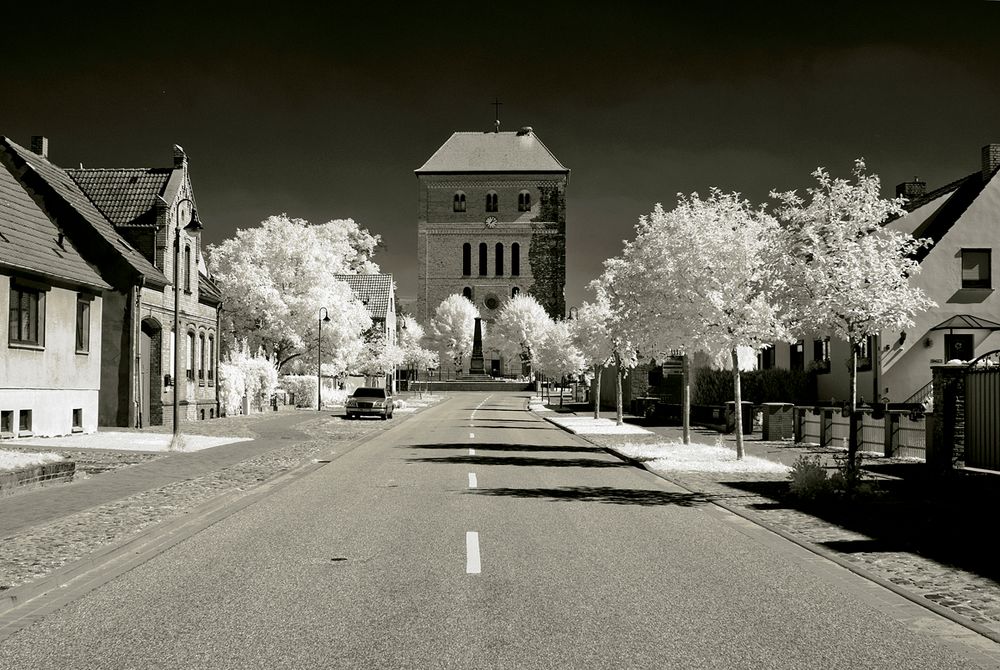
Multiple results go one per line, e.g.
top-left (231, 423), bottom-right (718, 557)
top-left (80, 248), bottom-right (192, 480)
top-left (492, 97), bottom-right (502, 132)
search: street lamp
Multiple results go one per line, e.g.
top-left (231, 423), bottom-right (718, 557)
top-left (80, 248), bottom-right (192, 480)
top-left (170, 197), bottom-right (203, 437)
top-left (317, 307), bottom-right (331, 410)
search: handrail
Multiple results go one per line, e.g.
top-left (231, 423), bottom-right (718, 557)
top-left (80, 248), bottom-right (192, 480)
top-left (903, 380), bottom-right (933, 406)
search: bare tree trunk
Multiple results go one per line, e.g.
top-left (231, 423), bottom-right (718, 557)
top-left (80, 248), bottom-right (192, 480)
top-left (560, 376), bottom-right (565, 406)
top-left (615, 352), bottom-right (624, 426)
top-left (594, 364), bottom-right (602, 420)
top-left (682, 353), bottom-right (691, 445)
top-left (847, 338), bottom-right (860, 478)
top-left (732, 348), bottom-right (745, 460)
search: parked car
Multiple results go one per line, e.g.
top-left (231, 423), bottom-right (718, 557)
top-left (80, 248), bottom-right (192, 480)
top-left (345, 387), bottom-right (394, 420)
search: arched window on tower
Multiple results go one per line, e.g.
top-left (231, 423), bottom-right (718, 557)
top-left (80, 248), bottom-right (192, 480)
top-left (511, 242), bottom-right (520, 276)
top-left (485, 191), bottom-right (498, 213)
top-left (478, 242), bottom-right (488, 276)
top-left (462, 287), bottom-right (472, 300)
top-left (453, 191), bottom-right (466, 212)
top-left (511, 287), bottom-right (519, 298)
top-left (495, 243), bottom-right (504, 276)
top-left (518, 190), bottom-right (531, 212)
top-left (462, 243), bottom-right (471, 276)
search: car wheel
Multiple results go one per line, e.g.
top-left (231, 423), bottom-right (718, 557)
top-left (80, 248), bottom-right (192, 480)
top-left (345, 413), bottom-right (353, 420)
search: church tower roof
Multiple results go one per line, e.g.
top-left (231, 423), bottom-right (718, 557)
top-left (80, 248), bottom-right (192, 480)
top-left (416, 128), bottom-right (568, 174)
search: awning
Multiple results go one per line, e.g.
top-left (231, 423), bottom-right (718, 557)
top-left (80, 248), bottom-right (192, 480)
top-left (929, 314), bottom-right (1000, 332)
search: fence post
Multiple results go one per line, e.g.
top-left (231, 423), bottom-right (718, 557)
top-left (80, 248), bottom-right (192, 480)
top-left (929, 363), bottom-right (967, 474)
top-left (884, 412), bottom-right (899, 458)
top-left (793, 407), bottom-right (803, 444)
top-left (821, 408), bottom-right (833, 448)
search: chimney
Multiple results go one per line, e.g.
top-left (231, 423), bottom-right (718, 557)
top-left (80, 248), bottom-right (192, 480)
top-left (895, 177), bottom-right (926, 201)
top-left (30, 136), bottom-right (49, 159)
top-left (982, 144), bottom-right (1000, 182)
top-left (173, 144), bottom-right (187, 168)
top-left (516, 126), bottom-right (533, 136)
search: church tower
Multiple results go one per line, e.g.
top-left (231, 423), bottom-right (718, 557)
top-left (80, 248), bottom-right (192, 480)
top-left (415, 126), bottom-right (569, 332)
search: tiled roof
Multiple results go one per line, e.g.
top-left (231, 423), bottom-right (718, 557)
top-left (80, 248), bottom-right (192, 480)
top-left (334, 273), bottom-right (394, 320)
top-left (198, 272), bottom-right (223, 305)
top-left (67, 168), bottom-right (173, 226)
top-left (416, 130), bottom-right (568, 173)
top-left (0, 160), bottom-right (109, 290)
top-left (0, 138), bottom-right (168, 287)
top-left (906, 172), bottom-right (986, 263)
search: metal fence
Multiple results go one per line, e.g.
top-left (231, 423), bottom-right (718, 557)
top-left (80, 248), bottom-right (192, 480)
top-left (896, 413), bottom-right (926, 460)
top-left (793, 406), bottom-right (926, 461)
top-left (860, 413), bottom-right (886, 453)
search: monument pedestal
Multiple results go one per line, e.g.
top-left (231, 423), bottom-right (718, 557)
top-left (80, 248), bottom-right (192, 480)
top-left (465, 316), bottom-right (490, 380)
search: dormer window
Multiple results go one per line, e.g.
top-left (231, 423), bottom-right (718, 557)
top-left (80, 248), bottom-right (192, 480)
top-left (518, 190), bottom-right (531, 212)
top-left (485, 191), bottom-right (498, 213)
top-left (453, 191), bottom-right (466, 213)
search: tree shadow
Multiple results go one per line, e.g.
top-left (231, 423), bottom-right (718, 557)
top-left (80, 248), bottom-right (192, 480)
top-left (470, 486), bottom-right (714, 507)
top-left (467, 425), bottom-right (552, 430)
top-left (726, 468), bottom-right (1000, 583)
top-left (408, 454), bottom-right (625, 468)
top-left (405, 442), bottom-right (600, 454)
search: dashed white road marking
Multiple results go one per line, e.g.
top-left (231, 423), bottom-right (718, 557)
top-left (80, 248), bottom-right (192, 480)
top-left (469, 432), bottom-right (475, 439)
top-left (466, 532), bottom-right (481, 574)
top-left (469, 448), bottom-right (476, 456)
top-left (468, 472), bottom-right (478, 488)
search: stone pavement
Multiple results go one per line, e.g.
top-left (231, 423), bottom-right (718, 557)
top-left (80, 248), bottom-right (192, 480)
top-left (543, 404), bottom-right (1000, 645)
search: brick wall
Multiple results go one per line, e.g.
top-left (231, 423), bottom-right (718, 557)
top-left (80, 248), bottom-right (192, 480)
top-left (0, 460), bottom-right (75, 496)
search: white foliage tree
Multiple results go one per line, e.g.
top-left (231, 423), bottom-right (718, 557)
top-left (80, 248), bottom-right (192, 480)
top-left (354, 329), bottom-right (405, 389)
top-left (535, 319), bottom-right (587, 404)
top-left (589, 267), bottom-right (640, 426)
top-left (571, 297), bottom-right (615, 420)
top-left (207, 215), bottom-right (376, 371)
top-left (398, 316), bottom-right (440, 385)
top-left (772, 159), bottom-right (935, 471)
top-left (492, 293), bottom-right (553, 376)
top-left (429, 294), bottom-right (481, 373)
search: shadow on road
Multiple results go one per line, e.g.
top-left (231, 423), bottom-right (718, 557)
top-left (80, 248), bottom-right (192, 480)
top-left (405, 442), bottom-right (600, 454)
top-left (470, 485), bottom-right (714, 506)
top-left (408, 454), bottom-right (625, 468)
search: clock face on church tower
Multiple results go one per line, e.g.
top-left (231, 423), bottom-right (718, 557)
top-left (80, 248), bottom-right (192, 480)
top-left (484, 216), bottom-right (498, 228)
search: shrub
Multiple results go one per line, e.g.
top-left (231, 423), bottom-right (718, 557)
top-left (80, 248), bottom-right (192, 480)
top-left (788, 455), bottom-right (831, 500)
top-left (693, 367), bottom-right (816, 405)
top-left (281, 375), bottom-right (318, 408)
top-left (218, 361), bottom-right (246, 416)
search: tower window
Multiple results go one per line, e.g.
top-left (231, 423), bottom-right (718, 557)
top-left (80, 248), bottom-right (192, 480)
top-left (511, 287), bottom-right (519, 298)
top-left (511, 243), bottom-right (520, 276)
top-left (453, 191), bottom-right (466, 213)
top-left (184, 245), bottom-right (192, 293)
top-left (495, 243), bottom-right (504, 276)
top-left (462, 243), bottom-right (471, 276)
top-left (485, 191), bottom-right (498, 213)
top-left (518, 190), bottom-right (531, 212)
top-left (462, 286), bottom-right (472, 300)
top-left (479, 243), bottom-right (488, 276)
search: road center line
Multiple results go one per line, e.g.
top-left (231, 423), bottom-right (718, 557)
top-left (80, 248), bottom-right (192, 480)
top-left (468, 472), bottom-right (478, 488)
top-left (469, 432), bottom-right (475, 439)
top-left (469, 448), bottom-right (476, 456)
top-left (466, 531), bottom-right (481, 574)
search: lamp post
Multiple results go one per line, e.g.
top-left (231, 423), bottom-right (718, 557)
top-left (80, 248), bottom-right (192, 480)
top-left (171, 197), bottom-right (203, 437)
top-left (317, 307), bottom-right (331, 410)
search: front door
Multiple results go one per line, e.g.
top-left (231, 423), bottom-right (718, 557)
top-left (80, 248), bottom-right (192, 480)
top-left (491, 359), bottom-right (501, 376)
top-left (140, 326), bottom-right (152, 427)
top-left (945, 333), bottom-right (975, 362)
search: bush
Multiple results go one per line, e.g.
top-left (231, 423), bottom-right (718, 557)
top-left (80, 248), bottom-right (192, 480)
top-left (788, 455), bottom-right (831, 500)
top-left (218, 362), bottom-right (246, 416)
top-left (281, 375), bottom-right (318, 408)
top-left (693, 367), bottom-right (816, 406)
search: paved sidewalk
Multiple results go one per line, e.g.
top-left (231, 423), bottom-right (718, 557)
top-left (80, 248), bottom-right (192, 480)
top-left (0, 411), bottom-right (317, 538)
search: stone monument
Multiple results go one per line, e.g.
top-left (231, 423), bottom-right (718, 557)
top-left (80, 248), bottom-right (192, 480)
top-left (469, 317), bottom-right (487, 376)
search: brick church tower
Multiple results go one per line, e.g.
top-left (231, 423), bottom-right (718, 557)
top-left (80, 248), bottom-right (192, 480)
top-left (415, 126), bottom-right (569, 333)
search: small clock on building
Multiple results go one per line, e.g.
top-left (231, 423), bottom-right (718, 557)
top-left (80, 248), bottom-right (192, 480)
top-left (484, 216), bottom-right (498, 228)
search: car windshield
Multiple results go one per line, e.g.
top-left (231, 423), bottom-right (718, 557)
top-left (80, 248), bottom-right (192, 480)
top-left (352, 387), bottom-right (386, 398)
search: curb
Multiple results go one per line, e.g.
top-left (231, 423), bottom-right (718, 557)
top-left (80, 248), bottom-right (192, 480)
top-left (530, 407), bottom-right (1000, 647)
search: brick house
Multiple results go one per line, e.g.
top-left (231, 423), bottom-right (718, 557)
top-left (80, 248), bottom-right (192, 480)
top-left (0, 136), bottom-right (221, 428)
top-left (415, 127), bottom-right (568, 375)
top-left (334, 273), bottom-right (397, 388)
top-left (764, 144), bottom-right (1000, 405)
top-left (1, 142), bottom-right (109, 438)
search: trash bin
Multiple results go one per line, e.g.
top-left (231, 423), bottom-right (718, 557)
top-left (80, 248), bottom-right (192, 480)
top-left (761, 402), bottom-right (793, 440)
top-left (725, 401), bottom-right (754, 435)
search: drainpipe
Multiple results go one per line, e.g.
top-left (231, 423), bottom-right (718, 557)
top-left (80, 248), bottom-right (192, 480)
top-left (216, 299), bottom-right (222, 417)
top-left (134, 276), bottom-right (145, 427)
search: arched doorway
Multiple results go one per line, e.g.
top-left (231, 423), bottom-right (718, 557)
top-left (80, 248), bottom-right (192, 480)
top-left (140, 319), bottom-right (163, 426)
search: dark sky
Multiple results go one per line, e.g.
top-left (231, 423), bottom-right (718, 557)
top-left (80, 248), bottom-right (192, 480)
top-left (4, 1), bottom-right (999, 309)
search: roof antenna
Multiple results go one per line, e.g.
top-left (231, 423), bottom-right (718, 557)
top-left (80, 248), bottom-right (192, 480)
top-left (492, 97), bottom-right (502, 133)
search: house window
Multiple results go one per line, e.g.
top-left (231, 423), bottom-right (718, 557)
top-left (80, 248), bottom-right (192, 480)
top-left (72, 408), bottom-right (83, 431)
top-left (18, 409), bottom-right (32, 435)
top-left (8, 284), bottom-right (44, 347)
top-left (208, 335), bottom-right (215, 384)
top-left (184, 245), bottom-right (192, 293)
top-left (479, 242), bottom-right (488, 276)
top-left (462, 287), bottom-right (472, 300)
top-left (858, 335), bottom-right (874, 372)
top-left (462, 243), bottom-right (471, 276)
top-left (962, 248), bottom-right (991, 289)
top-left (790, 340), bottom-right (804, 371)
top-left (812, 338), bottom-right (830, 374)
top-left (495, 243), bottom-right (504, 276)
top-left (187, 331), bottom-right (196, 380)
top-left (518, 190), bottom-right (531, 212)
top-left (198, 333), bottom-right (206, 384)
top-left (453, 192), bottom-right (466, 212)
top-left (76, 295), bottom-right (92, 353)
top-left (511, 287), bottom-right (519, 298)
top-left (1, 410), bottom-right (12, 435)
top-left (485, 191), bottom-right (498, 213)
top-left (511, 243), bottom-right (520, 276)
top-left (757, 347), bottom-right (774, 370)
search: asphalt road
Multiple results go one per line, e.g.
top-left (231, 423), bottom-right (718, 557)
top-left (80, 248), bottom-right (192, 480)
top-left (1, 392), bottom-right (995, 669)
